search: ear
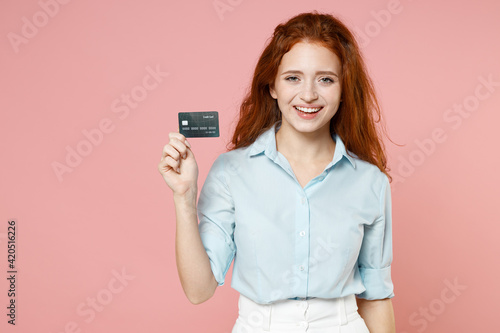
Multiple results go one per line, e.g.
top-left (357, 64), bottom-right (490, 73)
top-left (269, 83), bottom-right (277, 99)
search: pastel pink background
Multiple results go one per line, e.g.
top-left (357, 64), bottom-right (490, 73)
top-left (1, 0), bottom-right (499, 332)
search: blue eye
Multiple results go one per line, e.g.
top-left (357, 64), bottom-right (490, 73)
top-left (320, 77), bottom-right (335, 83)
top-left (285, 76), bottom-right (299, 82)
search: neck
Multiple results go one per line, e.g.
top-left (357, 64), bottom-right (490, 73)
top-left (275, 121), bottom-right (335, 164)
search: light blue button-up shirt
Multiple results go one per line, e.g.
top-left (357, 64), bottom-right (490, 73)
top-left (197, 120), bottom-right (394, 304)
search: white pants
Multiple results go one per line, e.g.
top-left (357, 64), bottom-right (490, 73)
top-left (232, 294), bottom-right (370, 333)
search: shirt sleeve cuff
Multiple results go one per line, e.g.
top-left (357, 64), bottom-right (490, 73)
top-left (356, 265), bottom-right (395, 300)
top-left (199, 228), bottom-right (235, 286)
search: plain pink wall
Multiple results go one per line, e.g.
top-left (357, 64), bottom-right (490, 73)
top-left (1, 0), bottom-right (499, 332)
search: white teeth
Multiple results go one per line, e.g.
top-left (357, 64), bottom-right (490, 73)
top-left (295, 106), bottom-right (322, 113)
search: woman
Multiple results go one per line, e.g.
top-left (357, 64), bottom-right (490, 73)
top-left (159, 11), bottom-right (396, 333)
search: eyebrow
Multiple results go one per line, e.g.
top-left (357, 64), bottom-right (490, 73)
top-left (281, 70), bottom-right (339, 77)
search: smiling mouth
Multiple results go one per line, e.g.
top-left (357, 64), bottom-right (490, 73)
top-left (294, 106), bottom-right (323, 114)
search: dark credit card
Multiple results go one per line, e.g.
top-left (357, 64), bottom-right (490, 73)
top-left (178, 111), bottom-right (219, 138)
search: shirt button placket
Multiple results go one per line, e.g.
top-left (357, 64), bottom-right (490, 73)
top-left (295, 188), bottom-right (309, 297)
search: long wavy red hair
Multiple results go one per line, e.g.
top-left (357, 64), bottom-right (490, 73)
top-left (227, 11), bottom-right (393, 181)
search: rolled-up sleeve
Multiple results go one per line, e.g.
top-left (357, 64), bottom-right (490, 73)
top-left (356, 174), bottom-right (395, 300)
top-left (197, 154), bottom-right (236, 286)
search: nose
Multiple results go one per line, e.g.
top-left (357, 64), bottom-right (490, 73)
top-left (300, 80), bottom-right (318, 102)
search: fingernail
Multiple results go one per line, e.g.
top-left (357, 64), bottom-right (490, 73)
top-left (185, 140), bottom-right (191, 148)
top-left (177, 167), bottom-right (180, 173)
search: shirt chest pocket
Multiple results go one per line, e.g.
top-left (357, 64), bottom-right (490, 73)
top-left (310, 204), bottom-right (375, 261)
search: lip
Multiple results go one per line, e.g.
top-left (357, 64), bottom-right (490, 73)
top-left (294, 104), bottom-right (323, 109)
top-left (294, 105), bottom-right (323, 119)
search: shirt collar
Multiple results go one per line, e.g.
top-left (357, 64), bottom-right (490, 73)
top-left (248, 120), bottom-right (356, 169)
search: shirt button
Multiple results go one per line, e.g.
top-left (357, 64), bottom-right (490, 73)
top-left (299, 265), bottom-right (305, 271)
top-left (299, 231), bottom-right (306, 237)
top-left (300, 197), bottom-right (306, 204)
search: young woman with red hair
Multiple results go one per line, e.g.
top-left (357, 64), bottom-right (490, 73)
top-left (159, 11), bottom-right (396, 333)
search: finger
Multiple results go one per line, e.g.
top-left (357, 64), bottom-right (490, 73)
top-left (169, 137), bottom-right (188, 159)
top-left (169, 131), bottom-right (186, 142)
top-left (158, 159), bottom-right (173, 174)
top-left (163, 155), bottom-right (181, 173)
top-left (162, 143), bottom-right (181, 160)
top-left (169, 132), bottom-right (191, 148)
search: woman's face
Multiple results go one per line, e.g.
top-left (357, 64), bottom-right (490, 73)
top-left (270, 41), bottom-right (342, 137)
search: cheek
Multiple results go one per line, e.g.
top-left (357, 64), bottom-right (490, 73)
top-left (277, 99), bottom-right (290, 111)
top-left (326, 89), bottom-right (342, 102)
top-left (284, 88), bottom-right (299, 101)
top-left (275, 90), bottom-right (295, 104)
